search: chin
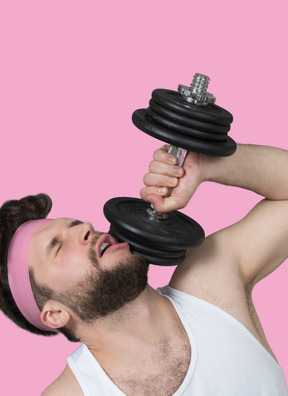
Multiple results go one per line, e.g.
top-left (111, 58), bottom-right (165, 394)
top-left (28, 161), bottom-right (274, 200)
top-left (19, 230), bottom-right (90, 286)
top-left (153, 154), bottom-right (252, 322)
top-left (99, 248), bottom-right (133, 269)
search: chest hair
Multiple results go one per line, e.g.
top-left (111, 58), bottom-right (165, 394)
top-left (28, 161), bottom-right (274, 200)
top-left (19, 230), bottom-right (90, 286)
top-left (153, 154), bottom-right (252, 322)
top-left (110, 328), bottom-right (191, 396)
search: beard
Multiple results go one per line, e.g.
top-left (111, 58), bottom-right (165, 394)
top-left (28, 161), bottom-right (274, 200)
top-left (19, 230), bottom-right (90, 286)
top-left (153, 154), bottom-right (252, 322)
top-left (56, 253), bottom-right (149, 323)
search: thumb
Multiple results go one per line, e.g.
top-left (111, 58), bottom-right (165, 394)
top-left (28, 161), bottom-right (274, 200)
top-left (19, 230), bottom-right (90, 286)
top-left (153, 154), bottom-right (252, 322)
top-left (147, 194), bottom-right (186, 213)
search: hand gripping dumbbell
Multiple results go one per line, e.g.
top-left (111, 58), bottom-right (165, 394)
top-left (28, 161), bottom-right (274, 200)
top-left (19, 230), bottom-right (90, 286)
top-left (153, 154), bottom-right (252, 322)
top-left (104, 74), bottom-right (236, 266)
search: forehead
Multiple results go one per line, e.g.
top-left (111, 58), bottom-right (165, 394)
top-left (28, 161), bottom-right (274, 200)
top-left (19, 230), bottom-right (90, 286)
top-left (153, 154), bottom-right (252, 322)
top-left (29, 218), bottom-right (74, 262)
top-left (32, 217), bottom-right (73, 240)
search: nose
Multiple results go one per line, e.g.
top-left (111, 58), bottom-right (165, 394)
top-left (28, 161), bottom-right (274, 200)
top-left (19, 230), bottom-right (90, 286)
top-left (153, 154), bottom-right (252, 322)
top-left (77, 222), bottom-right (96, 245)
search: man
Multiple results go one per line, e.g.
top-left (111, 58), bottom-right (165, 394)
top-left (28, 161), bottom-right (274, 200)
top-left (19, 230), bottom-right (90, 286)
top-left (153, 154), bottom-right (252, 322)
top-left (0, 143), bottom-right (287, 395)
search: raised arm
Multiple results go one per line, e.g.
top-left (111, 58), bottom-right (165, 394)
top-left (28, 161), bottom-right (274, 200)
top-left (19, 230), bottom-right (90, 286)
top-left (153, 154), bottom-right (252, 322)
top-left (201, 144), bottom-right (288, 200)
top-left (141, 144), bottom-right (288, 287)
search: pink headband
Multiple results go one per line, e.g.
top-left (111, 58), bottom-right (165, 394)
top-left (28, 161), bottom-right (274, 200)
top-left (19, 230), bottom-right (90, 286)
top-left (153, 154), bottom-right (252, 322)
top-left (8, 219), bottom-right (57, 332)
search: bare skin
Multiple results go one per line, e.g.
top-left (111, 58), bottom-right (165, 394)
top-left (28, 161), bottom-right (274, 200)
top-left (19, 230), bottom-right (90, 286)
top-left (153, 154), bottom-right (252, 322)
top-left (41, 144), bottom-right (288, 395)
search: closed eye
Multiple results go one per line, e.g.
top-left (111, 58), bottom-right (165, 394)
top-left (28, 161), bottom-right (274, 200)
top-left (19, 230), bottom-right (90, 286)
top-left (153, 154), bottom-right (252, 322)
top-left (56, 242), bottom-right (63, 255)
top-left (54, 220), bottom-right (82, 255)
top-left (46, 219), bottom-right (84, 258)
top-left (49, 237), bottom-right (63, 257)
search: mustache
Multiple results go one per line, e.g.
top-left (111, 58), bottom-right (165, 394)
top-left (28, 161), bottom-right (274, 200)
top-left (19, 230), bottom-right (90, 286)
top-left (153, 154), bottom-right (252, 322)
top-left (88, 234), bottom-right (99, 268)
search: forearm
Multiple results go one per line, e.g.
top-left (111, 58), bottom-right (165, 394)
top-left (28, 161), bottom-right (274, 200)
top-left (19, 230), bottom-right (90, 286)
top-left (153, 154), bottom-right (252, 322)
top-left (200, 144), bottom-right (288, 200)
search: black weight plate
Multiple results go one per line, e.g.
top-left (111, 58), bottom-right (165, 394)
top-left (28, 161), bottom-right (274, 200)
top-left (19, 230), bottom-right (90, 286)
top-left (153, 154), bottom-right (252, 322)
top-left (133, 109), bottom-right (237, 156)
top-left (111, 226), bottom-right (186, 266)
top-left (110, 225), bottom-right (187, 259)
top-left (104, 197), bottom-right (205, 251)
top-left (147, 107), bottom-right (227, 143)
top-left (109, 225), bottom-right (187, 266)
top-left (152, 89), bottom-right (233, 126)
top-left (149, 99), bottom-right (230, 134)
top-left (131, 251), bottom-right (186, 266)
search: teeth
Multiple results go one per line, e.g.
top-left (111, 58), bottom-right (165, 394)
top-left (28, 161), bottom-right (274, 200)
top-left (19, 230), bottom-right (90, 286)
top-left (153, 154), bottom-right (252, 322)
top-left (100, 242), bottom-right (110, 256)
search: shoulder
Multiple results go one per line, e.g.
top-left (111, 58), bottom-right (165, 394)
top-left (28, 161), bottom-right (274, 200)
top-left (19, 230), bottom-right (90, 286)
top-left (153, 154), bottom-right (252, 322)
top-left (41, 364), bottom-right (83, 396)
top-left (171, 198), bottom-right (288, 292)
top-left (169, 228), bottom-right (244, 306)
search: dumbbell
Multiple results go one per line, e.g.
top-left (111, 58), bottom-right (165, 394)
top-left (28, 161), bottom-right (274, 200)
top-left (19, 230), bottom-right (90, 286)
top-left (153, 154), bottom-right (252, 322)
top-left (104, 74), bottom-right (236, 266)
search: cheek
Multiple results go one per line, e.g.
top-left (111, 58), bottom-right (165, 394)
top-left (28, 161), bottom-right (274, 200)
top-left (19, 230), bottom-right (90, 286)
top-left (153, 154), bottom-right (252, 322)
top-left (59, 250), bottom-right (91, 281)
top-left (40, 250), bottom-right (92, 291)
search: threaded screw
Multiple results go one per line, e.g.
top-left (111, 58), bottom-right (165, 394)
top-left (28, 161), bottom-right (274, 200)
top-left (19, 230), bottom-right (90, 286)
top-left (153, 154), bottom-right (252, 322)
top-left (191, 73), bottom-right (210, 99)
top-left (178, 73), bottom-right (216, 106)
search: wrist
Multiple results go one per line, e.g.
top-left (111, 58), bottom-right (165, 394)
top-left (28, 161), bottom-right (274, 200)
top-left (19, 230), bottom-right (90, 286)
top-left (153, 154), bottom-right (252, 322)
top-left (198, 153), bottom-right (222, 183)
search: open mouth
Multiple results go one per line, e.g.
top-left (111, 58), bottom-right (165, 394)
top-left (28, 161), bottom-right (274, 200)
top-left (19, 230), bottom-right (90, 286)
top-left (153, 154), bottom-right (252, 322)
top-left (100, 242), bottom-right (111, 257)
top-left (96, 234), bottom-right (118, 259)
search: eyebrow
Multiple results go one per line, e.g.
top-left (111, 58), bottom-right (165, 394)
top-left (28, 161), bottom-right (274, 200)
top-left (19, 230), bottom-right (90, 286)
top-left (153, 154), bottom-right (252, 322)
top-left (68, 220), bottom-right (83, 228)
top-left (46, 219), bottom-right (84, 257)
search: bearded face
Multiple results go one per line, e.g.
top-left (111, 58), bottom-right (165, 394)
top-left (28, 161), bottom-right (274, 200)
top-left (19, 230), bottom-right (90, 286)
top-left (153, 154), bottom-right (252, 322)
top-left (51, 247), bottom-right (149, 322)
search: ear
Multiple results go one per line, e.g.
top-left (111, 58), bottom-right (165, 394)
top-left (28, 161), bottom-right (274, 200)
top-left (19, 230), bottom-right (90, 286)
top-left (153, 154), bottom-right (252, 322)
top-left (40, 300), bottom-right (71, 330)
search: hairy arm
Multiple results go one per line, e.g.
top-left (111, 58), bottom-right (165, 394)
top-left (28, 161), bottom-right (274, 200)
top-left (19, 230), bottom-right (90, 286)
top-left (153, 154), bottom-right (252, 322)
top-left (199, 144), bottom-right (288, 285)
top-left (141, 144), bottom-right (288, 286)
top-left (201, 144), bottom-right (288, 200)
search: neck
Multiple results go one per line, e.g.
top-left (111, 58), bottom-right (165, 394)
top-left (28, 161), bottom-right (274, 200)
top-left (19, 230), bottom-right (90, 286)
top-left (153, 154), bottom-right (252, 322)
top-left (75, 285), bottom-right (178, 359)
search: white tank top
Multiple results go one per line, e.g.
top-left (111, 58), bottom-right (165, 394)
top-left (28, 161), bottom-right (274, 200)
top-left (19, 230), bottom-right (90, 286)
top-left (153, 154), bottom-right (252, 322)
top-left (66, 286), bottom-right (288, 395)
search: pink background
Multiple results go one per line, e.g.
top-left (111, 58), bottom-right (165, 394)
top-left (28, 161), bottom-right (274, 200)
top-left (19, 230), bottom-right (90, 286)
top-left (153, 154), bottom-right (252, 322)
top-left (0, 1), bottom-right (287, 394)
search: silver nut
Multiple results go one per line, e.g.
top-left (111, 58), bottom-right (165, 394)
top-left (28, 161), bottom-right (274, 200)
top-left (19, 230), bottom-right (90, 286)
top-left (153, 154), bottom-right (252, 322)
top-left (178, 84), bottom-right (192, 97)
top-left (178, 81), bottom-right (216, 106)
top-left (206, 92), bottom-right (216, 104)
top-left (191, 92), bottom-right (207, 102)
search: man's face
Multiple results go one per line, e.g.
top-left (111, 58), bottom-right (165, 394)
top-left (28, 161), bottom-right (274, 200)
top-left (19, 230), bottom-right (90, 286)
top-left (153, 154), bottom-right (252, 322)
top-left (29, 218), bottom-right (149, 321)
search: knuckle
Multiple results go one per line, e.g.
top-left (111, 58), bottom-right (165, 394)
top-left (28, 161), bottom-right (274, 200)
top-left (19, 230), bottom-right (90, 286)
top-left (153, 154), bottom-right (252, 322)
top-left (155, 148), bottom-right (170, 163)
top-left (141, 187), bottom-right (151, 200)
top-left (153, 148), bottom-right (161, 158)
top-left (148, 161), bottom-right (156, 172)
top-left (154, 147), bottom-right (165, 160)
top-left (140, 189), bottom-right (146, 200)
top-left (143, 173), bottom-right (149, 184)
top-left (158, 176), bottom-right (166, 186)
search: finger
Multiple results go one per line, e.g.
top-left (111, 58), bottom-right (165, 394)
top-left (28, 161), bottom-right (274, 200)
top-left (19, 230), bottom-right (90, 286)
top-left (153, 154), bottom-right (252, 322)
top-left (143, 173), bottom-right (179, 188)
top-left (153, 145), bottom-right (178, 165)
top-left (140, 187), bottom-right (188, 213)
top-left (145, 194), bottom-right (165, 211)
top-left (151, 196), bottom-right (187, 213)
top-left (148, 160), bottom-right (184, 178)
top-left (154, 144), bottom-right (169, 155)
top-left (140, 186), bottom-right (168, 201)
